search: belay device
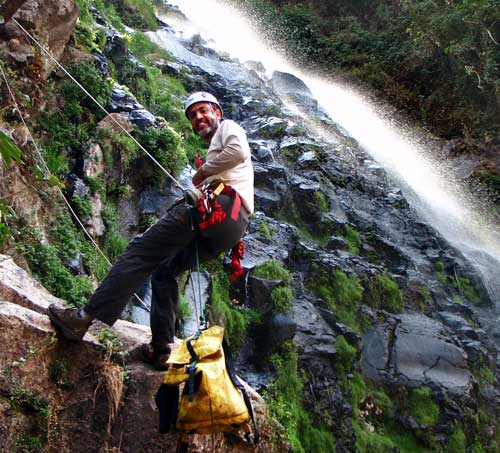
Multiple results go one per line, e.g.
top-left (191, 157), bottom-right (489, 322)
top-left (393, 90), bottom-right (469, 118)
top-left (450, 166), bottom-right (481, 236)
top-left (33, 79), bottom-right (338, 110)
top-left (155, 326), bottom-right (259, 445)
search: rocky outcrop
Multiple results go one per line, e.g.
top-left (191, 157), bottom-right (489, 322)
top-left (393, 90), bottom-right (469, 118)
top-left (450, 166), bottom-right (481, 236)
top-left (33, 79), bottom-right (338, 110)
top-left (0, 255), bottom-right (269, 452)
top-left (2, 0), bottom-right (79, 76)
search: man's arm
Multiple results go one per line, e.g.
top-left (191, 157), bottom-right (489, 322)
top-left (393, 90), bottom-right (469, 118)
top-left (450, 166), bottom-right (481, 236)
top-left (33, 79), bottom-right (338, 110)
top-left (192, 125), bottom-right (248, 185)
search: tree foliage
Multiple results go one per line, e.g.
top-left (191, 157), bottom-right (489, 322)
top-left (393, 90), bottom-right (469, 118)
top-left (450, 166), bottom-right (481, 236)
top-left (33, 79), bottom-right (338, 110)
top-left (236, 0), bottom-right (500, 139)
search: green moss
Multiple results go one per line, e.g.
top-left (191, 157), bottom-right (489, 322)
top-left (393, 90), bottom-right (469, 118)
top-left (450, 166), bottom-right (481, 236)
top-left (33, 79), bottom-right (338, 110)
top-left (307, 267), bottom-right (363, 330)
top-left (455, 276), bottom-right (480, 304)
top-left (208, 270), bottom-right (257, 348)
top-left (408, 387), bottom-right (440, 426)
top-left (335, 335), bottom-right (357, 377)
top-left (265, 342), bottom-right (335, 452)
top-left (365, 273), bottom-right (404, 313)
top-left (258, 221), bottom-right (272, 239)
top-left (271, 286), bottom-right (293, 313)
top-left (253, 259), bottom-right (292, 285)
top-left (343, 224), bottom-right (362, 255)
top-left (434, 260), bottom-right (449, 284)
top-left (446, 426), bottom-right (466, 453)
top-left (354, 422), bottom-right (395, 453)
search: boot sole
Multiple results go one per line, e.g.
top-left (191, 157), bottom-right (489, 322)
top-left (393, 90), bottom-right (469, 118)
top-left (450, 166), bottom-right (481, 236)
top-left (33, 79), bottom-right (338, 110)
top-left (48, 307), bottom-right (85, 342)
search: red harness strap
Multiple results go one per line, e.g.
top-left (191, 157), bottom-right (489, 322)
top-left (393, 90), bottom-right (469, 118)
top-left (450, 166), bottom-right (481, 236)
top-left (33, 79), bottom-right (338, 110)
top-left (196, 184), bottom-right (246, 281)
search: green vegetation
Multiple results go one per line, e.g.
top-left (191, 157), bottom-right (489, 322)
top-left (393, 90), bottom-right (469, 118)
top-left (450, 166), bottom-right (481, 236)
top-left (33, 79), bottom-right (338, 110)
top-left (0, 199), bottom-right (16, 247)
top-left (364, 272), bottom-right (404, 313)
top-left (407, 387), bottom-right (440, 426)
top-left (446, 426), bottom-right (466, 453)
top-left (48, 359), bottom-right (71, 389)
top-left (10, 388), bottom-right (50, 419)
top-left (133, 125), bottom-right (186, 186)
top-left (258, 220), bottom-right (272, 239)
top-left (343, 225), bottom-right (362, 255)
top-left (16, 434), bottom-right (44, 453)
top-left (208, 266), bottom-right (258, 348)
top-left (455, 276), bottom-right (480, 304)
top-left (265, 342), bottom-right (335, 452)
top-left (306, 266), bottom-right (364, 330)
top-left (253, 259), bottom-right (293, 313)
top-left (176, 295), bottom-right (191, 338)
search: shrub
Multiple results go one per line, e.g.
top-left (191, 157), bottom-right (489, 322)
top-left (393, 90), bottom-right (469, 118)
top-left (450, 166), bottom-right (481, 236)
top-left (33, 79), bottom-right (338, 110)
top-left (133, 125), bottom-right (187, 185)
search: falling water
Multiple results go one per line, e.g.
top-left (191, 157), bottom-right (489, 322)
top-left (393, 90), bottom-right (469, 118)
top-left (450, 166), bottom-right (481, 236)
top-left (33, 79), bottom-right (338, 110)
top-left (156, 0), bottom-right (500, 303)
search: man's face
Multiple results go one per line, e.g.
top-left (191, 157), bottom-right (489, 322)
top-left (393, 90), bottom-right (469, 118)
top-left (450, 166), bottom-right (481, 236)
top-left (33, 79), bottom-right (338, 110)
top-left (186, 102), bottom-right (222, 142)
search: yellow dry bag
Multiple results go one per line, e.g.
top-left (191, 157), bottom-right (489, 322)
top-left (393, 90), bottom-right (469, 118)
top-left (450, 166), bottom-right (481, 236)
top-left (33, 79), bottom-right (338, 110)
top-left (155, 326), bottom-right (258, 442)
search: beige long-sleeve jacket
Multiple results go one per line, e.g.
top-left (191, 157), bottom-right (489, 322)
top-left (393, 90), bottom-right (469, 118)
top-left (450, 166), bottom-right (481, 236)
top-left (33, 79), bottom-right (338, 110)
top-left (200, 120), bottom-right (254, 214)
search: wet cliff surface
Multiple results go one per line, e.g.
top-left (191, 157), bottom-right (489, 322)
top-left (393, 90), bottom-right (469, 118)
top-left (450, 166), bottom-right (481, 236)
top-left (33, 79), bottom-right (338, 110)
top-left (0, 1), bottom-right (499, 451)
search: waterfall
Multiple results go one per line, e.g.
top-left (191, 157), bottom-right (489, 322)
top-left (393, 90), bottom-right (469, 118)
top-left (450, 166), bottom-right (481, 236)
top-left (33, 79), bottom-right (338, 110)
top-left (155, 0), bottom-right (500, 303)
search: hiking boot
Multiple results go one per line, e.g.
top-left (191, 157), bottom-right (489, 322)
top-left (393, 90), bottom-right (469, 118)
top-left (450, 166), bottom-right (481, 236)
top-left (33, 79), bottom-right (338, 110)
top-left (142, 343), bottom-right (171, 371)
top-left (48, 304), bottom-right (93, 341)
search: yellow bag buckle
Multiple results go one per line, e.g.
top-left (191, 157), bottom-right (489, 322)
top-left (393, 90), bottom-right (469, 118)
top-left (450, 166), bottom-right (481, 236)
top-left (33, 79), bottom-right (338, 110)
top-left (213, 182), bottom-right (225, 196)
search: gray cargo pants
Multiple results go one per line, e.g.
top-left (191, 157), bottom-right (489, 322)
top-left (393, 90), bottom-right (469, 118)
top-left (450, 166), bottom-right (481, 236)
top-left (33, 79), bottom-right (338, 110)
top-left (84, 193), bottom-right (248, 350)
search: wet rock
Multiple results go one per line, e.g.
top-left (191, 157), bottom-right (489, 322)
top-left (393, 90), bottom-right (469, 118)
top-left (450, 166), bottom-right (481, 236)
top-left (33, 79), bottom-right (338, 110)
top-left (251, 117), bottom-right (289, 140)
top-left (108, 86), bottom-right (142, 112)
top-left (64, 253), bottom-right (85, 275)
top-left (292, 297), bottom-right (337, 374)
top-left (248, 276), bottom-right (281, 313)
top-left (362, 314), bottom-right (473, 396)
top-left (257, 313), bottom-right (297, 356)
top-left (271, 71), bottom-right (312, 98)
top-left (129, 109), bottom-right (157, 130)
top-left (326, 235), bottom-right (349, 251)
top-left (248, 139), bottom-right (276, 163)
top-left (138, 191), bottom-right (168, 216)
top-left (69, 176), bottom-right (90, 199)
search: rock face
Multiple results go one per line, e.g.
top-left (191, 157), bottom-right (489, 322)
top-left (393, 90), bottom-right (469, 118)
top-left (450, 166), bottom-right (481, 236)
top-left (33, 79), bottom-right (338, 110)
top-left (4, 0), bottom-right (79, 76)
top-left (362, 314), bottom-right (473, 396)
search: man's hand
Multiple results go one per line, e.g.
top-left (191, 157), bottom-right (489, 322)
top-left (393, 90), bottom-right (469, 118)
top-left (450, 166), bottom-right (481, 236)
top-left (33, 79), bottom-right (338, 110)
top-left (192, 167), bottom-right (205, 186)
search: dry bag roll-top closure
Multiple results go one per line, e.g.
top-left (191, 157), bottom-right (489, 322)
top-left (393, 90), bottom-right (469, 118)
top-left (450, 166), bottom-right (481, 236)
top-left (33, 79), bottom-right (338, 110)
top-left (155, 326), bottom-right (258, 442)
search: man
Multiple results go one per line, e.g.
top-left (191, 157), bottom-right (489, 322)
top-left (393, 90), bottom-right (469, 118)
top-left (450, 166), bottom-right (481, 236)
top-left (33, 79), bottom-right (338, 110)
top-left (48, 92), bottom-right (254, 370)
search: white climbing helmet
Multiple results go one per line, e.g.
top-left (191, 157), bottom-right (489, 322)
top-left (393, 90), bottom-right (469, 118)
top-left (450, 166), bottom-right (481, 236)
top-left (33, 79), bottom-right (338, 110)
top-left (184, 91), bottom-right (223, 117)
